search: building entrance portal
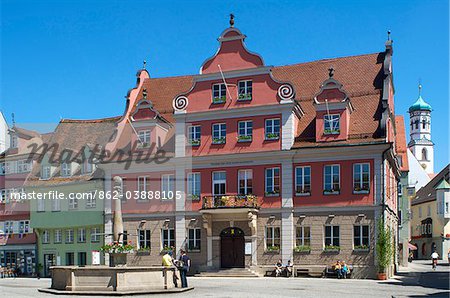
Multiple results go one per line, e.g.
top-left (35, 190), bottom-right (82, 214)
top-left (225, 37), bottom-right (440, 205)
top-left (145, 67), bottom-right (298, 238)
top-left (220, 227), bottom-right (245, 268)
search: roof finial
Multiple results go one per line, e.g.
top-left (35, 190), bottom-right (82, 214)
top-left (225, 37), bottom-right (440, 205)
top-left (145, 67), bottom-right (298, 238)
top-left (328, 67), bottom-right (334, 78)
top-left (229, 13), bottom-right (235, 27)
top-left (143, 60), bottom-right (147, 69)
top-left (418, 82), bottom-right (422, 96)
top-left (11, 113), bottom-right (15, 126)
top-left (387, 30), bottom-right (391, 41)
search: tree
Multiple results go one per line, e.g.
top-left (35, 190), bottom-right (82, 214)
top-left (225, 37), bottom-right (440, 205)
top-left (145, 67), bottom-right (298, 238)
top-left (376, 218), bottom-right (393, 274)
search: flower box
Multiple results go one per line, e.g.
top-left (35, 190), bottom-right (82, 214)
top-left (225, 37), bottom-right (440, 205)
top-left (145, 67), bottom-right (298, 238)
top-left (160, 246), bottom-right (175, 255)
top-left (189, 139), bottom-right (200, 146)
top-left (294, 245), bottom-right (311, 253)
top-left (237, 135), bottom-right (252, 142)
top-left (323, 190), bottom-right (340, 195)
top-left (237, 93), bottom-right (252, 101)
top-left (189, 194), bottom-right (200, 201)
top-left (324, 129), bottom-right (340, 135)
top-left (265, 133), bottom-right (279, 141)
top-left (212, 96), bottom-right (226, 104)
top-left (212, 137), bottom-right (226, 144)
top-left (353, 245), bottom-right (370, 252)
top-left (323, 245), bottom-right (340, 253)
top-left (109, 252), bottom-right (127, 267)
top-left (265, 191), bottom-right (280, 197)
top-left (295, 192), bottom-right (311, 197)
top-left (265, 245), bottom-right (280, 253)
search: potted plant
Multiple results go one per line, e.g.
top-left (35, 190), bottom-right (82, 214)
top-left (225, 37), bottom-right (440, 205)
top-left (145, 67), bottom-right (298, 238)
top-left (237, 93), bottom-right (252, 101)
top-left (160, 245), bottom-right (175, 255)
top-left (376, 218), bottom-right (393, 280)
top-left (354, 244), bottom-right (369, 252)
top-left (212, 137), bottom-right (226, 144)
top-left (101, 241), bottom-right (134, 267)
top-left (189, 139), bottom-right (200, 146)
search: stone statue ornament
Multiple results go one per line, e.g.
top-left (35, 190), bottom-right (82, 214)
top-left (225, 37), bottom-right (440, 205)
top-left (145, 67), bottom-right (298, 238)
top-left (112, 176), bottom-right (124, 244)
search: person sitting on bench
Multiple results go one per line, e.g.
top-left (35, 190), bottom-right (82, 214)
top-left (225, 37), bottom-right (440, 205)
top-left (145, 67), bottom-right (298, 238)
top-left (334, 261), bottom-right (342, 279)
top-left (275, 259), bottom-right (283, 277)
top-left (284, 260), bottom-right (293, 277)
top-left (340, 261), bottom-right (349, 279)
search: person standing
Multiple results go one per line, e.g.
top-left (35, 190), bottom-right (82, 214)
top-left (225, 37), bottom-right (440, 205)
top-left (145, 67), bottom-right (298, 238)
top-left (179, 250), bottom-right (191, 288)
top-left (162, 251), bottom-right (178, 288)
top-left (431, 251), bottom-right (439, 270)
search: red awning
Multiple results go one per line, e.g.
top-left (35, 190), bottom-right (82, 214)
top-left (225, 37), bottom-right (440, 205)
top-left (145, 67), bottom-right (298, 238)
top-left (408, 243), bottom-right (417, 250)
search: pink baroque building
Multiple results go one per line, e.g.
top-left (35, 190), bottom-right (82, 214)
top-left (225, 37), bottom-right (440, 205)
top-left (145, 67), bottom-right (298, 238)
top-left (102, 22), bottom-right (400, 278)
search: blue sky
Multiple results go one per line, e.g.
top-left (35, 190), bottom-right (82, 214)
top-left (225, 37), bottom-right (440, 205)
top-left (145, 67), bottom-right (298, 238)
top-left (1, 0), bottom-right (449, 171)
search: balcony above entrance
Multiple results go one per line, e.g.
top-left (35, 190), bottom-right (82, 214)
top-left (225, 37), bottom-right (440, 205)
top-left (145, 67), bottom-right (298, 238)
top-left (201, 195), bottom-right (259, 214)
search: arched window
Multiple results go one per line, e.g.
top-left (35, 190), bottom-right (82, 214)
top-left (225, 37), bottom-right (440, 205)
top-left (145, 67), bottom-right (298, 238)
top-left (415, 120), bottom-right (419, 129)
top-left (422, 148), bottom-right (428, 161)
top-left (422, 119), bottom-right (427, 129)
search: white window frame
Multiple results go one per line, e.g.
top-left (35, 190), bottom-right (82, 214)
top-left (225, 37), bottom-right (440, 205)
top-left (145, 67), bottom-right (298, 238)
top-left (161, 174), bottom-right (175, 199)
top-left (353, 225), bottom-right (370, 249)
top-left (265, 226), bottom-right (280, 250)
top-left (187, 172), bottom-right (201, 199)
top-left (188, 125), bottom-right (201, 146)
top-left (42, 230), bottom-right (50, 244)
top-left (52, 198), bottom-right (61, 212)
top-left (212, 123), bottom-right (226, 144)
top-left (4, 221), bottom-right (14, 234)
top-left (68, 197), bottom-right (78, 210)
top-left (137, 176), bottom-right (149, 200)
top-left (324, 114), bottom-right (340, 134)
top-left (138, 229), bottom-right (151, 249)
top-left (37, 198), bottom-right (45, 212)
top-left (212, 83), bottom-right (226, 101)
top-left (296, 226), bottom-right (311, 247)
top-left (54, 229), bottom-right (62, 243)
top-left (324, 164), bottom-right (340, 194)
top-left (353, 163), bottom-right (370, 193)
top-left (0, 162), bottom-right (5, 175)
top-left (265, 118), bottom-right (280, 140)
top-left (17, 160), bottom-right (31, 173)
top-left (212, 171), bottom-right (226, 196)
top-left (138, 130), bottom-right (151, 147)
top-left (77, 228), bottom-right (86, 243)
top-left (324, 225), bottom-right (340, 248)
top-left (82, 159), bottom-right (93, 174)
top-left (86, 191), bottom-right (97, 208)
top-left (237, 80), bottom-right (252, 100)
top-left (66, 229), bottom-right (74, 243)
top-left (19, 220), bottom-right (30, 234)
top-left (238, 120), bottom-right (253, 142)
top-left (11, 135), bottom-right (18, 148)
top-left (295, 166), bottom-right (311, 195)
top-left (161, 228), bottom-right (175, 249)
top-left (91, 227), bottom-right (101, 243)
top-left (61, 162), bottom-right (71, 177)
top-left (187, 228), bottom-right (201, 251)
top-left (265, 167), bottom-right (280, 196)
top-left (238, 169), bottom-right (253, 195)
top-left (41, 165), bottom-right (51, 180)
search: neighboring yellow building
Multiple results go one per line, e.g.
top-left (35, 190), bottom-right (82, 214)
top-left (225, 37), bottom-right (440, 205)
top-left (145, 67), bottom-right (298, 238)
top-left (410, 165), bottom-right (450, 261)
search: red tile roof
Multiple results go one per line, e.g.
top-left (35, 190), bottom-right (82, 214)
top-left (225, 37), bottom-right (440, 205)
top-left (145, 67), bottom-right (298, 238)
top-left (137, 52), bottom-right (386, 147)
top-left (395, 115), bottom-right (409, 171)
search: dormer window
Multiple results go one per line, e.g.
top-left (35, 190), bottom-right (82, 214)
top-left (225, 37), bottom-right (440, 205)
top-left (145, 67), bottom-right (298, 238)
top-left (41, 165), bottom-right (51, 180)
top-left (212, 83), bottom-right (226, 104)
top-left (265, 118), bottom-right (280, 140)
top-left (188, 125), bottom-right (201, 146)
top-left (238, 80), bottom-right (252, 101)
top-left (11, 135), bottom-right (18, 148)
top-left (61, 162), bottom-right (71, 177)
top-left (324, 114), bottom-right (340, 135)
top-left (82, 159), bottom-right (93, 174)
top-left (138, 130), bottom-right (151, 147)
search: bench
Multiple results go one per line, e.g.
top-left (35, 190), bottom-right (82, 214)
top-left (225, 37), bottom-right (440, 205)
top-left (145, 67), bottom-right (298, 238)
top-left (323, 266), bottom-right (352, 279)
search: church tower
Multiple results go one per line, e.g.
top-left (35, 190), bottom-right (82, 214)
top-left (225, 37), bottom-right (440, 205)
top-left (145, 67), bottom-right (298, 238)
top-left (408, 84), bottom-right (434, 174)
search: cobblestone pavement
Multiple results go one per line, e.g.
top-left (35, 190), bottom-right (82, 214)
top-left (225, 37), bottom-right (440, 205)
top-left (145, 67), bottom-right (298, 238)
top-left (0, 261), bottom-right (448, 298)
